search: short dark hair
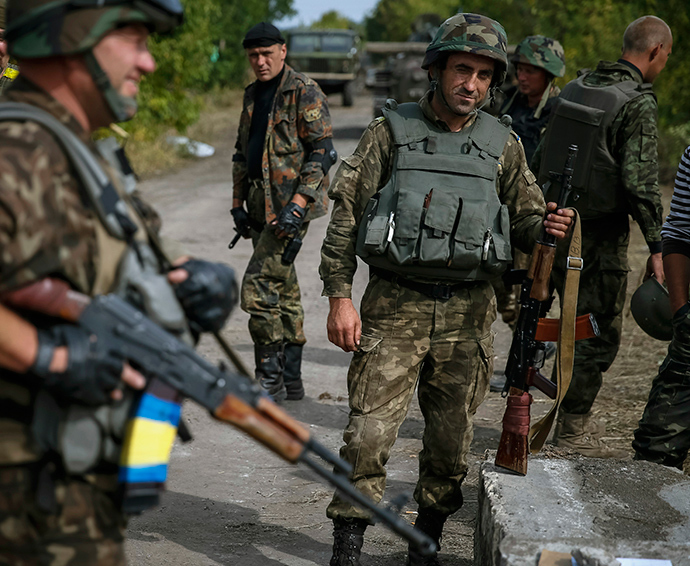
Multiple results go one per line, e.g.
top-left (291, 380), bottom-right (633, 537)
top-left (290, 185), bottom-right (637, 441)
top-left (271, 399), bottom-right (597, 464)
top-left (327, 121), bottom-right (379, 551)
top-left (623, 15), bottom-right (672, 54)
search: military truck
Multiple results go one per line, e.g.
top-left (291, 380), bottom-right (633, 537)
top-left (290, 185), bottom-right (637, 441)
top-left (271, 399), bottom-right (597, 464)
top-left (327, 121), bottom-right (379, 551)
top-left (285, 29), bottom-right (361, 107)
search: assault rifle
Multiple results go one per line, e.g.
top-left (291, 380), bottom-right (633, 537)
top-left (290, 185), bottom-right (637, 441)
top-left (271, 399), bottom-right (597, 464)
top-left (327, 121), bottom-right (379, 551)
top-left (495, 145), bottom-right (598, 475)
top-left (1, 278), bottom-right (436, 556)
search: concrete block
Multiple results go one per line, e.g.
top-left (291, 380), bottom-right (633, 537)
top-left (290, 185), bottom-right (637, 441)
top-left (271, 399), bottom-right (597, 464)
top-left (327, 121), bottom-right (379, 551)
top-left (475, 452), bottom-right (690, 566)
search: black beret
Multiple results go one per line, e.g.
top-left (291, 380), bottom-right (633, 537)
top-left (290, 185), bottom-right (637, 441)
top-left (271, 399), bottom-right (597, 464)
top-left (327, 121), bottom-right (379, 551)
top-left (242, 22), bottom-right (286, 49)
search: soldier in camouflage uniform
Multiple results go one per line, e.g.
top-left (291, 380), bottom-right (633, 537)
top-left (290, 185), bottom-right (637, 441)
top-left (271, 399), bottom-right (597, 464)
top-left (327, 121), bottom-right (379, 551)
top-left (319, 14), bottom-right (574, 566)
top-left (533, 15), bottom-right (672, 457)
top-left (232, 22), bottom-right (335, 402)
top-left (633, 146), bottom-right (690, 468)
top-left (0, 1), bottom-right (237, 564)
top-left (489, 35), bottom-right (566, 391)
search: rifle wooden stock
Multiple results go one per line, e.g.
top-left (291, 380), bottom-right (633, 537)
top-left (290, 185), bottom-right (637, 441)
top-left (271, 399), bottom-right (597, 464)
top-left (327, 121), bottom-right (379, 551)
top-left (494, 388), bottom-right (532, 475)
top-left (527, 242), bottom-right (556, 302)
top-left (214, 396), bottom-right (305, 462)
top-left (535, 314), bottom-right (598, 343)
top-left (0, 278), bottom-right (88, 321)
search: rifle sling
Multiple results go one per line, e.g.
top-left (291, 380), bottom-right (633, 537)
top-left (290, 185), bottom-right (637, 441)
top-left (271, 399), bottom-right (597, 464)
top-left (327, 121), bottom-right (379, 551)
top-left (528, 209), bottom-right (582, 452)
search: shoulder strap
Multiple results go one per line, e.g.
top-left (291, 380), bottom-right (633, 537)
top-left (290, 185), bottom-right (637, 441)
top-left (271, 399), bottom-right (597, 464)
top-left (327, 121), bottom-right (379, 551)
top-left (470, 111), bottom-right (512, 158)
top-left (0, 102), bottom-right (135, 241)
top-left (382, 101), bottom-right (429, 146)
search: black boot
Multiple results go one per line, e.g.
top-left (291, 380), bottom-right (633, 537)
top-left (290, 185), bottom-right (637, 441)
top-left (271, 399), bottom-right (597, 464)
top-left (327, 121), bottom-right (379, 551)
top-left (408, 509), bottom-right (446, 566)
top-left (330, 518), bottom-right (367, 566)
top-left (254, 343), bottom-right (286, 402)
top-left (283, 342), bottom-right (305, 400)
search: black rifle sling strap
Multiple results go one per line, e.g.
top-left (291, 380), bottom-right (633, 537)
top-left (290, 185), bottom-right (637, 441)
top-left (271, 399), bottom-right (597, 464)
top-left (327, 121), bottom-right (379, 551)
top-left (529, 209), bottom-right (582, 452)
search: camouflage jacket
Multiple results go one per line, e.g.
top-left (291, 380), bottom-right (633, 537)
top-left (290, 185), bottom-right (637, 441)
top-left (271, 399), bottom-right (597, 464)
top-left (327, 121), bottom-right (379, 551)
top-left (0, 77), bottom-right (161, 465)
top-left (533, 61), bottom-right (663, 253)
top-left (232, 65), bottom-right (333, 223)
top-left (319, 92), bottom-right (546, 298)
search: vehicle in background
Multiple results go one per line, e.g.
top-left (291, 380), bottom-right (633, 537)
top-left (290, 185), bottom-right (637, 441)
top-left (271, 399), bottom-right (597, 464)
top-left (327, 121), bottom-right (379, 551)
top-left (286, 29), bottom-right (361, 107)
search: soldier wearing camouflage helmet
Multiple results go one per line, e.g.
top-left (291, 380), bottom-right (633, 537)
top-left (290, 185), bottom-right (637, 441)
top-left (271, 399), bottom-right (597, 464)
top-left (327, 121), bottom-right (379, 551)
top-left (488, 35), bottom-right (566, 386)
top-left (502, 35), bottom-right (565, 163)
top-left (320, 13), bottom-right (574, 566)
top-left (533, 16), bottom-right (672, 458)
top-left (0, 1), bottom-right (239, 564)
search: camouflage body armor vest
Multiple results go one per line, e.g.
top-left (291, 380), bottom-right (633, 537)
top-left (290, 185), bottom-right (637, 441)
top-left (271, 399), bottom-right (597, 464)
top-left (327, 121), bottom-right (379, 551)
top-left (356, 100), bottom-right (513, 281)
top-left (539, 74), bottom-right (654, 219)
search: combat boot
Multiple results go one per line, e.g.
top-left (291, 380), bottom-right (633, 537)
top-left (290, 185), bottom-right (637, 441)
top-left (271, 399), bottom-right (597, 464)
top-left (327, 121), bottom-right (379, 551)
top-left (283, 342), bottom-right (305, 400)
top-left (330, 518), bottom-right (367, 566)
top-left (254, 343), bottom-right (287, 402)
top-left (553, 410), bottom-right (628, 458)
top-left (408, 509), bottom-right (446, 566)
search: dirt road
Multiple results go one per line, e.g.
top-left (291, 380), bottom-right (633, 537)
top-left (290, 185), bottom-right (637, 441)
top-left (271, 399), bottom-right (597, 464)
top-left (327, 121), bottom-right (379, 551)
top-left (125, 93), bottom-right (670, 566)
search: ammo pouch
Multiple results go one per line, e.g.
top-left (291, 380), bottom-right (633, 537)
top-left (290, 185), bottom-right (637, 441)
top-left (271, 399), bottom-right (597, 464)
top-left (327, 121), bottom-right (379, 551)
top-left (538, 74), bottom-right (654, 219)
top-left (356, 100), bottom-right (512, 281)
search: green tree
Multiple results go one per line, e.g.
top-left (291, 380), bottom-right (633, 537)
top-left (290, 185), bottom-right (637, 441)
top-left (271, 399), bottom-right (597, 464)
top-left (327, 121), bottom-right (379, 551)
top-left (127, 0), bottom-right (220, 139)
top-left (311, 10), bottom-right (355, 30)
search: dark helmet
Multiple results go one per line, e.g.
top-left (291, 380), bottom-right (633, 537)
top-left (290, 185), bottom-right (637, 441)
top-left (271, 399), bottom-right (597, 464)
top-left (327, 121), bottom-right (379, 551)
top-left (6, 0), bottom-right (183, 121)
top-left (511, 35), bottom-right (566, 78)
top-left (422, 13), bottom-right (508, 86)
top-left (630, 277), bottom-right (673, 341)
top-left (0, 0), bottom-right (5, 29)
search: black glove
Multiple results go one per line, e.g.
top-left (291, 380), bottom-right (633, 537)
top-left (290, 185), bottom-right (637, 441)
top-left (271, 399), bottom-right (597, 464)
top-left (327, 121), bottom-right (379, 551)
top-left (174, 259), bottom-right (238, 333)
top-left (231, 207), bottom-right (251, 238)
top-left (31, 325), bottom-right (123, 406)
top-left (275, 202), bottom-right (306, 237)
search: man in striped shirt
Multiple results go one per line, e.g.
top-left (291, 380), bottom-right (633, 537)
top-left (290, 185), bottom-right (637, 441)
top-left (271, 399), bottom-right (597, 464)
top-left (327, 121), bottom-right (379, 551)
top-left (634, 147), bottom-right (690, 468)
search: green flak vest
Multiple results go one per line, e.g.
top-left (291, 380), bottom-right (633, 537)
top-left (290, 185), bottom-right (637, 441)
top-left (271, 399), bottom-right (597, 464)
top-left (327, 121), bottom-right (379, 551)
top-left (355, 100), bottom-right (512, 281)
top-left (538, 73), bottom-right (654, 219)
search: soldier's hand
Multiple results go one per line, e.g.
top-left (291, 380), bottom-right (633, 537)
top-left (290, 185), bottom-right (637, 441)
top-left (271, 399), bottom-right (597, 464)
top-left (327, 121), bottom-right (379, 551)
top-left (543, 202), bottom-right (574, 239)
top-left (273, 201), bottom-right (306, 239)
top-left (327, 297), bottom-right (361, 352)
top-left (645, 252), bottom-right (665, 284)
top-left (170, 258), bottom-right (238, 333)
top-left (231, 206), bottom-right (251, 238)
top-left (31, 325), bottom-right (145, 406)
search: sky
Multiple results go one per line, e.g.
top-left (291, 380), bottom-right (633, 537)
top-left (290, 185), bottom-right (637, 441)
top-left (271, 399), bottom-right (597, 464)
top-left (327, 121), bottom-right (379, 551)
top-left (276, 0), bottom-right (377, 28)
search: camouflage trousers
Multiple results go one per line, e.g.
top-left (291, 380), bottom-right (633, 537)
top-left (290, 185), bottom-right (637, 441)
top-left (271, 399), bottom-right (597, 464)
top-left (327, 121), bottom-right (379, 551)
top-left (551, 216), bottom-right (630, 414)
top-left (326, 275), bottom-right (495, 521)
top-left (0, 466), bottom-right (126, 566)
top-left (633, 303), bottom-right (690, 468)
top-left (240, 223), bottom-right (309, 346)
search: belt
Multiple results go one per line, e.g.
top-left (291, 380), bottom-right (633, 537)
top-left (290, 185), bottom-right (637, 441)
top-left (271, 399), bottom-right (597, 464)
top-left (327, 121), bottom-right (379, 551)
top-left (370, 267), bottom-right (477, 301)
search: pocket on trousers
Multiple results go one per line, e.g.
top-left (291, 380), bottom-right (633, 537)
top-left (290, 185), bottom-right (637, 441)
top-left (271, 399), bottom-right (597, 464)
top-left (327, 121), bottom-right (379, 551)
top-left (349, 333), bottom-right (383, 410)
top-left (468, 333), bottom-right (494, 413)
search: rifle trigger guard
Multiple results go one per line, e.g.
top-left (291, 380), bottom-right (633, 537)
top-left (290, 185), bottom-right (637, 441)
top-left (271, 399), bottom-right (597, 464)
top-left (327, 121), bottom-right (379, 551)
top-left (566, 256), bottom-right (583, 271)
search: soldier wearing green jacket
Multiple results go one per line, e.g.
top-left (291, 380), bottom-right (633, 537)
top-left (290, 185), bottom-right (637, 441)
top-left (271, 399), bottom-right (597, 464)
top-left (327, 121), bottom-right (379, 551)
top-left (231, 22), bottom-right (335, 402)
top-left (534, 15), bottom-right (672, 458)
top-left (319, 13), bottom-right (574, 566)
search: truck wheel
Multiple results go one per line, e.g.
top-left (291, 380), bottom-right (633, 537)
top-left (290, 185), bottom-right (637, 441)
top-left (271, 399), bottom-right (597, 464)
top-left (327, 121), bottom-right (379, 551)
top-left (343, 82), bottom-right (354, 107)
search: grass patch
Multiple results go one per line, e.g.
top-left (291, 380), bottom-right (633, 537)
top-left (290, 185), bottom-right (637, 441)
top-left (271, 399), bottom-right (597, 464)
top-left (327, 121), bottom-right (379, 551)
top-left (122, 87), bottom-right (244, 179)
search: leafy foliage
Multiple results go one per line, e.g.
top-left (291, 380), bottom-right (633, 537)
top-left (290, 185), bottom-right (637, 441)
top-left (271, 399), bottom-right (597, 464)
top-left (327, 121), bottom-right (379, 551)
top-left (125, 0), bottom-right (294, 139)
top-left (310, 11), bottom-right (357, 30)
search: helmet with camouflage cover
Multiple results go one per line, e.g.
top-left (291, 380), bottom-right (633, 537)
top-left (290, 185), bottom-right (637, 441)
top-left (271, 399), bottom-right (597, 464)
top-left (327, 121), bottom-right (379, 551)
top-left (6, 0), bottom-right (183, 121)
top-left (512, 35), bottom-right (566, 78)
top-left (0, 0), bottom-right (6, 30)
top-left (422, 13), bottom-right (508, 86)
top-left (630, 277), bottom-right (673, 341)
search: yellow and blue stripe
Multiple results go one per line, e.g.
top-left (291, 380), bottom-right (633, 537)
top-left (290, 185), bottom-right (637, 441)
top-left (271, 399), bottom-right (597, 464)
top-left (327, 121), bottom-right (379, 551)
top-left (119, 390), bottom-right (181, 485)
